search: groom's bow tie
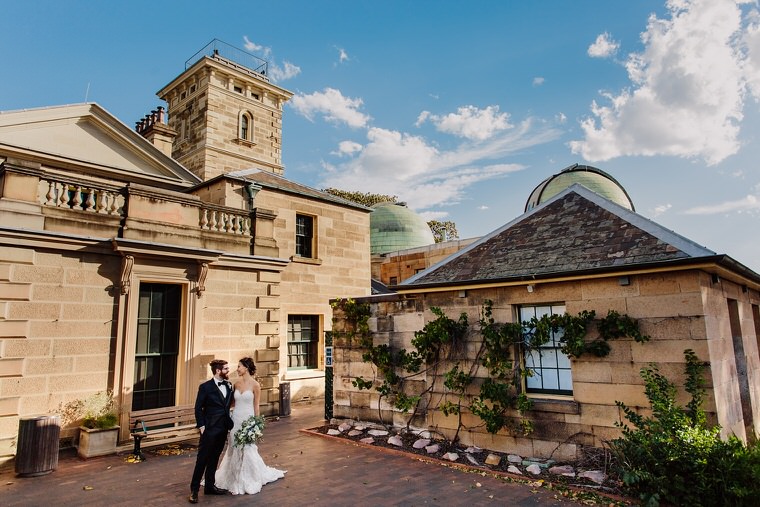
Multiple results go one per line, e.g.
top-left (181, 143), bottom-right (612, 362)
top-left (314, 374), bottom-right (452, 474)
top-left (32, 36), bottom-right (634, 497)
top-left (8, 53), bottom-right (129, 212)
top-left (217, 381), bottom-right (227, 386)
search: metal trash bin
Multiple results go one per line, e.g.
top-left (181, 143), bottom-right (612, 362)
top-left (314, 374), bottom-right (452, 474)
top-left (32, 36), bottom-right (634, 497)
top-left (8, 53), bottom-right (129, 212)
top-left (15, 415), bottom-right (60, 477)
top-left (279, 382), bottom-right (291, 417)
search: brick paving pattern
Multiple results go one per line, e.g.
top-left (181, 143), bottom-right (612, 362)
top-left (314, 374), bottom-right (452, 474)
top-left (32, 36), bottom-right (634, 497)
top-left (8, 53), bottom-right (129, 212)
top-left (0, 403), bottom-right (580, 506)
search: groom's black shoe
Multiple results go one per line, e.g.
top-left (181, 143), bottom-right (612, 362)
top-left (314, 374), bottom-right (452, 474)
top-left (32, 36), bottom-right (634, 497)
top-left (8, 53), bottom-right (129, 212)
top-left (204, 485), bottom-right (229, 495)
top-left (188, 491), bottom-right (198, 503)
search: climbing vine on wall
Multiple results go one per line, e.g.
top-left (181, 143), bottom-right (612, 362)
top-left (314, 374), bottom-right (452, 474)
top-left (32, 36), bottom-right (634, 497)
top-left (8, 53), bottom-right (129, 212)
top-left (335, 297), bottom-right (649, 440)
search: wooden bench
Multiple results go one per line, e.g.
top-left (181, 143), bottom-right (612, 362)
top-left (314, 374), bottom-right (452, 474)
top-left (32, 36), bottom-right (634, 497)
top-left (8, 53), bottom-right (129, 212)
top-left (128, 404), bottom-right (197, 461)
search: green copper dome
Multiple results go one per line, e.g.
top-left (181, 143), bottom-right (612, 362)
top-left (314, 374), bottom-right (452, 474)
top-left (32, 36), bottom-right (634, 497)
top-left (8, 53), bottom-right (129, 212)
top-left (525, 164), bottom-right (634, 212)
top-left (370, 202), bottom-right (435, 255)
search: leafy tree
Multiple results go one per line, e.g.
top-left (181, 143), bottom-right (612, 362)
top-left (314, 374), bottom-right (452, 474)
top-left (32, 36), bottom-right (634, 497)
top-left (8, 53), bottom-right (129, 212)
top-left (427, 220), bottom-right (459, 243)
top-left (323, 189), bottom-right (459, 242)
top-left (322, 188), bottom-right (397, 207)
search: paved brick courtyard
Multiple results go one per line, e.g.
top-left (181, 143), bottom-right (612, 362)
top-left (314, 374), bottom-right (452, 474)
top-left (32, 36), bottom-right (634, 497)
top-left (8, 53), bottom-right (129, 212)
top-left (0, 402), bottom-right (592, 506)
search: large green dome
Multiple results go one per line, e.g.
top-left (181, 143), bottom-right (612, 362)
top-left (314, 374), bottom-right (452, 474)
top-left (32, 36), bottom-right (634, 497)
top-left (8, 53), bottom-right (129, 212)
top-left (525, 164), bottom-right (634, 212)
top-left (370, 202), bottom-right (435, 255)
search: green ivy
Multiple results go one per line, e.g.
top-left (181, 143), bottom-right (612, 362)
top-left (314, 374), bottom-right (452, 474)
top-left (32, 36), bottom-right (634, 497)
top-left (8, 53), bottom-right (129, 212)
top-left (341, 298), bottom-right (650, 441)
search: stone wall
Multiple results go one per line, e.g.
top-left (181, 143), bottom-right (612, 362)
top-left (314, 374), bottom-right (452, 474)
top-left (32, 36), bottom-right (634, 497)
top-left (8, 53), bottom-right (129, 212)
top-left (0, 241), bottom-right (121, 460)
top-left (332, 270), bottom-right (760, 461)
top-left (255, 190), bottom-right (371, 400)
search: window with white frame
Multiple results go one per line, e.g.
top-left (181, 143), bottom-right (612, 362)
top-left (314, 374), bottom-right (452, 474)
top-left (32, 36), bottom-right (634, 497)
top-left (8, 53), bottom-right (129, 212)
top-left (287, 315), bottom-right (319, 369)
top-left (295, 213), bottom-right (315, 258)
top-left (521, 304), bottom-right (573, 395)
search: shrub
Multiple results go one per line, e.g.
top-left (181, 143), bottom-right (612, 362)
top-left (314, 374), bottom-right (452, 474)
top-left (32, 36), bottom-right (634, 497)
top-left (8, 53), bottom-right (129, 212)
top-left (80, 390), bottom-right (119, 429)
top-left (609, 349), bottom-right (760, 506)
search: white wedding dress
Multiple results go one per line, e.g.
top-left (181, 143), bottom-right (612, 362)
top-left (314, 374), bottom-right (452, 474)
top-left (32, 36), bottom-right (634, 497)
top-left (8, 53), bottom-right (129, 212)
top-left (214, 390), bottom-right (286, 495)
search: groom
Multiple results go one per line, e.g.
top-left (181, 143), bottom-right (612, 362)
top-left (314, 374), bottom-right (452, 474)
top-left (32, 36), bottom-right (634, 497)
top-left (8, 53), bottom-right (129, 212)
top-left (189, 359), bottom-right (234, 503)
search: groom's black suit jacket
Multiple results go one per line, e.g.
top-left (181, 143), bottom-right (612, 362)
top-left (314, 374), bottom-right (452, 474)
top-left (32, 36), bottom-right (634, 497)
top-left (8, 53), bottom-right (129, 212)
top-left (194, 379), bottom-right (233, 434)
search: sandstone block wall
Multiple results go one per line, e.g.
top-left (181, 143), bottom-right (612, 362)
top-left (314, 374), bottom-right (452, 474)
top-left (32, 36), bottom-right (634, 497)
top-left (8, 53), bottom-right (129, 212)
top-left (332, 270), bottom-right (760, 459)
top-left (0, 244), bottom-right (120, 462)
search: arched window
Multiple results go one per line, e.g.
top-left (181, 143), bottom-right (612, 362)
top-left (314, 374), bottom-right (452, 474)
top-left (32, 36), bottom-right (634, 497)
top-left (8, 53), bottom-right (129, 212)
top-left (239, 112), bottom-right (253, 141)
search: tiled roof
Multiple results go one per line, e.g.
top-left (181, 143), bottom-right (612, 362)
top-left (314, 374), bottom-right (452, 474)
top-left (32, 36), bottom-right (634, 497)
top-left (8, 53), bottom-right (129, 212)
top-left (403, 185), bottom-right (717, 287)
top-left (222, 169), bottom-right (372, 211)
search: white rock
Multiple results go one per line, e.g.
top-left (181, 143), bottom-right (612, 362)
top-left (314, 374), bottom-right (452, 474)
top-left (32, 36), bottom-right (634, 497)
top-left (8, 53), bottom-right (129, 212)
top-left (368, 429), bottom-right (389, 436)
top-left (507, 454), bottom-right (522, 463)
top-left (348, 430), bottom-right (363, 437)
top-left (412, 438), bottom-right (431, 449)
top-left (466, 454), bottom-right (479, 466)
top-left (354, 425), bottom-right (366, 431)
top-left (465, 446), bottom-right (482, 453)
top-left (425, 444), bottom-right (440, 454)
top-left (579, 470), bottom-right (607, 484)
top-left (359, 437), bottom-right (375, 444)
top-left (443, 452), bottom-right (459, 462)
top-left (327, 429), bottom-right (341, 436)
top-left (507, 465), bottom-right (523, 475)
top-left (485, 454), bottom-right (501, 466)
top-left (387, 435), bottom-right (404, 446)
top-left (549, 465), bottom-right (575, 476)
top-left (526, 464), bottom-right (542, 475)
top-left (338, 422), bottom-right (352, 432)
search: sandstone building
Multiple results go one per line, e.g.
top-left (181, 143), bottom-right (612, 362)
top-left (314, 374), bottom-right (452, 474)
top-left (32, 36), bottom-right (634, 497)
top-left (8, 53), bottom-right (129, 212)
top-left (0, 40), bottom-right (371, 461)
top-left (334, 166), bottom-right (760, 460)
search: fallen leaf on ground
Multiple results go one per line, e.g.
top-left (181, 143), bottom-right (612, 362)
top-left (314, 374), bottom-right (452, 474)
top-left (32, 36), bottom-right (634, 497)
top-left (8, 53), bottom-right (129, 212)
top-left (83, 486), bottom-right (94, 491)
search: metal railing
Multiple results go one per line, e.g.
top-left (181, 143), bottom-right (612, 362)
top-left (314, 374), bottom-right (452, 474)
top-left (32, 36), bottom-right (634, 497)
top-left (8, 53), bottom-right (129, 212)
top-left (185, 39), bottom-right (268, 77)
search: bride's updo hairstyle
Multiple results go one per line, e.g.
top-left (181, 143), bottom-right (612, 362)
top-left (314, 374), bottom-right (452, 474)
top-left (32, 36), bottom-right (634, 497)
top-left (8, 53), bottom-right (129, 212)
top-left (240, 356), bottom-right (256, 376)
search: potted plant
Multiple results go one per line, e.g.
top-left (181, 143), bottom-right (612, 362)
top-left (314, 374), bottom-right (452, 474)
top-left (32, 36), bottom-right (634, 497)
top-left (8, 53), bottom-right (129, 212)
top-left (76, 390), bottom-right (120, 459)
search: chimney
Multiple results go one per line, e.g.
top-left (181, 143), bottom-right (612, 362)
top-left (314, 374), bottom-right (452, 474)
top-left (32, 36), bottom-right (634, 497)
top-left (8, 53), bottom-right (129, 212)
top-left (135, 106), bottom-right (177, 157)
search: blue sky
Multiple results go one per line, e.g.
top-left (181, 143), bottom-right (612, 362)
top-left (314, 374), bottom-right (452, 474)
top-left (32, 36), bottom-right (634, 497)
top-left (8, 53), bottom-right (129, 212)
top-left (3, 0), bottom-right (760, 272)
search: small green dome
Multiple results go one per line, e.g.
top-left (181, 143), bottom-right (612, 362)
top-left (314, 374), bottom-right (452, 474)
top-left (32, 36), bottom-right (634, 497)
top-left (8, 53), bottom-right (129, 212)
top-left (526, 164), bottom-right (634, 211)
top-left (370, 202), bottom-right (435, 255)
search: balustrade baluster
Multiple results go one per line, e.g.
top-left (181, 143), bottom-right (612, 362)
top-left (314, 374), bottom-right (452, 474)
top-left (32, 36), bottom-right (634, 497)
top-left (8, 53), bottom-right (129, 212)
top-left (85, 188), bottom-right (96, 211)
top-left (72, 186), bottom-right (83, 210)
top-left (200, 209), bottom-right (209, 229)
top-left (57, 183), bottom-right (68, 207)
top-left (210, 210), bottom-right (218, 231)
top-left (45, 181), bottom-right (56, 206)
top-left (109, 194), bottom-right (119, 215)
top-left (97, 191), bottom-right (108, 213)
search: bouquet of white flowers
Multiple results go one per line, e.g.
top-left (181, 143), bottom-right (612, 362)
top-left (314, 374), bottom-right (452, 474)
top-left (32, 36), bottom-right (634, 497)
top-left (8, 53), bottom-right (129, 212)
top-left (233, 415), bottom-right (265, 448)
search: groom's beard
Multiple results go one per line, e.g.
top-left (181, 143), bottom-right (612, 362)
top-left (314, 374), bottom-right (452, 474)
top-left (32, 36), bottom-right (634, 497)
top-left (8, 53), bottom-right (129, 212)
top-left (219, 371), bottom-right (230, 380)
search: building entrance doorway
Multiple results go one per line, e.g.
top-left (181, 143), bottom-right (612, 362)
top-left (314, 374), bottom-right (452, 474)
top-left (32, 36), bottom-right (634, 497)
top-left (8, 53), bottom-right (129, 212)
top-left (132, 283), bottom-right (181, 410)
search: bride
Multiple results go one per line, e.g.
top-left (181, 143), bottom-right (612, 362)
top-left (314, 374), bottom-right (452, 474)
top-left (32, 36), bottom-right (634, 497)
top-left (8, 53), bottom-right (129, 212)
top-left (214, 357), bottom-right (285, 495)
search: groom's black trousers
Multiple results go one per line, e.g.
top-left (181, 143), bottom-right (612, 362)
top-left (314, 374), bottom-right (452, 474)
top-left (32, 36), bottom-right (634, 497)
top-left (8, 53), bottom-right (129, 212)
top-left (191, 427), bottom-right (227, 492)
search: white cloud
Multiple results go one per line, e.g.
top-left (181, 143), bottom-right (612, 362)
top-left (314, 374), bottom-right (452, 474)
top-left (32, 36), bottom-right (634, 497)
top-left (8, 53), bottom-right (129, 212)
top-left (651, 203), bottom-right (672, 216)
top-left (685, 194), bottom-right (760, 214)
top-left (556, 112), bottom-right (567, 123)
top-left (587, 32), bottom-right (620, 58)
top-left (332, 140), bottom-right (363, 157)
top-left (242, 36), bottom-right (299, 82)
top-left (290, 88), bottom-right (371, 128)
top-left (319, 121), bottom-right (560, 211)
top-left (243, 36), bottom-right (271, 58)
top-left (477, 205), bottom-right (490, 211)
top-left (269, 61), bottom-right (301, 82)
top-left (570, 0), bottom-right (750, 166)
top-left (336, 47), bottom-right (349, 64)
top-left (533, 77), bottom-right (545, 86)
top-left (416, 105), bottom-right (513, 141)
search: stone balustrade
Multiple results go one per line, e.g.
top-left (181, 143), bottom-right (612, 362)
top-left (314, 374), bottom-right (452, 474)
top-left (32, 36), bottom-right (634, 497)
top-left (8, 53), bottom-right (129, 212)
top-left (41, 178), bottom-right (124, 215)
top-left (199, 206), bottom-right (251, 235)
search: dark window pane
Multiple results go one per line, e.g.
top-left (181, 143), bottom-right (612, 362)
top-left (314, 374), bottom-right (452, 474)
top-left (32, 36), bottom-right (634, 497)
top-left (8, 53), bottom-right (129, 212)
top-left (133, 283), bottom-right (182, 411)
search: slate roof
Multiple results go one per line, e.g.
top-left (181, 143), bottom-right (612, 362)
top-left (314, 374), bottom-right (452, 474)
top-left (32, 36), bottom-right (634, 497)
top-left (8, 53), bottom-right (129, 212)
top-left (401, 184), bottom-right (720, 288)
top-left (198, 168), bottom-right (372, 212)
